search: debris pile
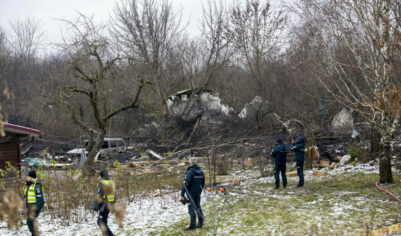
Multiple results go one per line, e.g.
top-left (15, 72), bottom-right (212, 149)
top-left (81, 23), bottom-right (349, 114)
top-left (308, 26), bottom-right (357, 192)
top-left (332, 107), bottom-right (354, 129)
top-left (167, 89), bottom-right (234, 123)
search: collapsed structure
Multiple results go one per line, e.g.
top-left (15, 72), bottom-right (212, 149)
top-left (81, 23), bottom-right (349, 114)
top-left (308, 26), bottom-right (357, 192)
top-left (166, 88), bottom-right (234, 123)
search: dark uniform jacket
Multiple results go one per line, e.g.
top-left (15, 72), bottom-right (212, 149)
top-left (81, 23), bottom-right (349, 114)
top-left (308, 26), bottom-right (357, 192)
top-left (25, 181), bottom-right (44, 212)
top-left (271, 141), bottom-right (288, 165)
top-left (181, 165), bottom-right (205, 198)
top-left (291, 136), bottom-right (305, 161)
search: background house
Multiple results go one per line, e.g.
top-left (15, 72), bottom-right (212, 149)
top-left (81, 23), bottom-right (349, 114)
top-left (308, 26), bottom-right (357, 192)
top-left (0, 123), bottom-right (41, 171)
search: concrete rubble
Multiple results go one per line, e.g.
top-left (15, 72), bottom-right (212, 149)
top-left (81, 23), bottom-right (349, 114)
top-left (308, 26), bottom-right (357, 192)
top-left (238, 96), bottom-right (273, 120)
top-left (332, 107), bottom-right (354, 129)
top-left (167, 89), bottom-right (234, 123)
top-left (145, 149), bottom-right (163, 160)
top-left (339, 154), bottom-right (352, 166)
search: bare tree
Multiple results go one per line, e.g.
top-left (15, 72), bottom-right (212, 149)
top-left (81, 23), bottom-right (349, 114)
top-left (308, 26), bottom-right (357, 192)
top-left (199, 0), bottom-right (232, 88)
top-left (229, 0), bottom-right (286, 99)
top-left (111, 0), bottom-right (182, 116)
top-left (177, 0), bottom-right (231, 92)
top-left (295, 0), bottom-right (401, 183)
top-left (9, 17), bottom-right (43, 59)
top-left (0, 27), bottom-right (11, 137)
top-left (59, 14), bottom-right (148, 172)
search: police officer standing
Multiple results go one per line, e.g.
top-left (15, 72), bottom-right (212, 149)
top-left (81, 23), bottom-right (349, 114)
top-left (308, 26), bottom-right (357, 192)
top-left (291, 136), bottom-right (305, 187)
top-left (95, 169), bottom-right (115, 236)
top-left (24, 170), bottom-right (44, 236)
top-left (180, 157), bottom-right (205, 231)
top-left (271, 139), bottom-right (288, 189)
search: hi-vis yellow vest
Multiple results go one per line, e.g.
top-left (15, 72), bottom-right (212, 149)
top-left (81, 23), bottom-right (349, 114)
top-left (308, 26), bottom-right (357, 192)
top-left (98, 180), bottom-right (115, 202)
top-left (24, 183), bottom-right (37, 204)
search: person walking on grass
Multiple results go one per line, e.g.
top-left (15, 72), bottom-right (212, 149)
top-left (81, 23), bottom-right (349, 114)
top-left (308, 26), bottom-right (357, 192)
top-left (291, 136), bottom-right (305, 187)
top-left (180, 157), bottom-right (205, 231)
top-left (271, 139), bottom-right (288, 189)
top-left (93, 169), bottom-right (116, 236)
top-left (24, 170), bottom-right (44, 236)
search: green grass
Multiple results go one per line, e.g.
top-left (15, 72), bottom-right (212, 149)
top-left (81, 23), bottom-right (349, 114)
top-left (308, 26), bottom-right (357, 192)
top-left (150, 170), bottom-right (401, 235)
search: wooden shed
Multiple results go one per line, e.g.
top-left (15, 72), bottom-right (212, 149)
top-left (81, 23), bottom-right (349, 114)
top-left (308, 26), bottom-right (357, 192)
top-left (0, 123), bottom-right (41, 170)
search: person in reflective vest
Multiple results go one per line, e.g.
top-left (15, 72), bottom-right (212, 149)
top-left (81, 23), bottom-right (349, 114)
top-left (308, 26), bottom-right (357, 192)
top-left (95, 169), bottom-right (115, 236)
top-left (24, 170), bottom-right (44, 236)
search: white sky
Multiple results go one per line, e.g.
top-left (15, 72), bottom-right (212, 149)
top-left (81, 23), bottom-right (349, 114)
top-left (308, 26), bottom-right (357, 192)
top-left (0, 0), bottom-right (285, 54)
top-left (0, 0), bottom-right (205, 47)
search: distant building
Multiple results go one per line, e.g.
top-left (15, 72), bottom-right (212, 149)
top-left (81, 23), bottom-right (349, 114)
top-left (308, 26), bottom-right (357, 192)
top-left (0, 123), bottom-right (41, 170)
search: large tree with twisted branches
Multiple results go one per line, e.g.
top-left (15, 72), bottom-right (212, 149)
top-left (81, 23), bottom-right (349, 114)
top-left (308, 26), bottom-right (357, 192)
top-left (59, 14), bottom-right (148, 172)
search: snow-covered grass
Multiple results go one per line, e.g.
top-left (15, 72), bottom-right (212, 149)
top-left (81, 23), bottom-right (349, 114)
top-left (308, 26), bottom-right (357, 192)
top-left (1, 164), bottom-right (401, 235)
top-left (155, 164), bottom-right (401, 235)
top-left (0, 192), bottom-right (187, 235)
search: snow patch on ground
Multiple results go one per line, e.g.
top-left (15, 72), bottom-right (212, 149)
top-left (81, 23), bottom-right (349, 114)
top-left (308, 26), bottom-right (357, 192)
top-left (0, 192), bottom-right (187, 236)
top-left (0, 163), bottom-right (391, 235)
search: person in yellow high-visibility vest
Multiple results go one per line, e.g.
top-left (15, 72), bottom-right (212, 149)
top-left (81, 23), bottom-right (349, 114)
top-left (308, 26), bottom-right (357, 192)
top-left (24, 170), bottom-right (44, 236)
top-left (94, 169), bottom-right (115, 236)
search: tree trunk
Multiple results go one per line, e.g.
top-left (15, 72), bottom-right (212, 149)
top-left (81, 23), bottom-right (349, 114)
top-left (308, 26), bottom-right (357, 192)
top-left (371, 127), bottom-right (381, 160)
top-left (379, 138), bottom-right (393, 183)
top-left (304, 128), bottom-right (314, 169)
top-left (84, 130), bottom-right (106, 175)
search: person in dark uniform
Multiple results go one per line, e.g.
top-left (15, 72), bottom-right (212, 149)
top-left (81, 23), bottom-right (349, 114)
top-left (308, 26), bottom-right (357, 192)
top-left (180, 157), bottom-right (205, 230)
top-left (291, 136), bottom-right (305, 187)
top-left (24, 170), bottom-right (44, 236)
top-left (95, 169), bottom-right (115, 236)
top-left (271, 139), bottom-right (288, 189)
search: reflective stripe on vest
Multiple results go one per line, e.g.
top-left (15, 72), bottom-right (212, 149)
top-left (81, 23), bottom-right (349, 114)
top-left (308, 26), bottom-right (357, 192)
top-left (24, 183), bottom-right (37, 203)
top-left (100, 180), bottom-right (115, 202)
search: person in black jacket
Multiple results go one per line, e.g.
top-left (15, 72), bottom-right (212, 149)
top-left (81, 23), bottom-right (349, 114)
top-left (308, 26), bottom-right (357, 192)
top-left (180, 157), bottom-right (205, 230)
top-left (271, 139), bottom-right (288, 189)
top-left (24, 170), bottom-right (44, 236)
top-left (291, 136), bottom-right (305, 187)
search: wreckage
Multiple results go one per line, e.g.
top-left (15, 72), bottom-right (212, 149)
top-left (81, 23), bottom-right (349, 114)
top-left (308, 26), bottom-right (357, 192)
top-left (166, 88), bottom-right (234, 123)
top-left (19, 87), bottom-right (401, 174)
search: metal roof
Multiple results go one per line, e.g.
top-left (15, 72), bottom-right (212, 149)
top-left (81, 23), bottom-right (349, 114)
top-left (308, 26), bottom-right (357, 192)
top-left (2, 122), bottom-right (42, 137)
top-left (167, 87), bottom-right (213, 99)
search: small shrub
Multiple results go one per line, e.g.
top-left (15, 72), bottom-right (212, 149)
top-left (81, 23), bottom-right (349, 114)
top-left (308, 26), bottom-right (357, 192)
top-left (0, 160), bottom-right (182, 227)
top-left (216, 154), bottom-right (232, 175)
top-left (347, 144), bottom-right (362, 159)
top-left (256, 157), bottom-right (269, 177)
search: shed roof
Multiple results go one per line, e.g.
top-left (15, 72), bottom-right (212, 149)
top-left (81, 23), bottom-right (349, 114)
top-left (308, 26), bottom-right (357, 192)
top-left (167, 87), bottom-right (212, 100)
top-left (2, 122), bottom-right (41, 137)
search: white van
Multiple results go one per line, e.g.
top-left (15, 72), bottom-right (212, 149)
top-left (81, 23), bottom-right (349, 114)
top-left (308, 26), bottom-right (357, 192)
top-left (67, 138), bottom-right (127, 159)
top-left (84, 138), bottom-right (127, 156)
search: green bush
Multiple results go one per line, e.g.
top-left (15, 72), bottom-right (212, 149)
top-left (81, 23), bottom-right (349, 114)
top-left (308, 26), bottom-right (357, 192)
top-left (347, 144), bottom-right (362, 159)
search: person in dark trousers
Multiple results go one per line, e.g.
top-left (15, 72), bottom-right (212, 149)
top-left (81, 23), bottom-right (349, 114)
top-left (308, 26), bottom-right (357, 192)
top-left (180, 157), bottom-right (205, 231)
top-left (271, 139), bottom-right (288, 189)
top-left (291, 136), bottom-right (305, 187)
top-left (95, 169), bottom-right (116, 236)
top-left (24, 170), bottom-right (44, 236)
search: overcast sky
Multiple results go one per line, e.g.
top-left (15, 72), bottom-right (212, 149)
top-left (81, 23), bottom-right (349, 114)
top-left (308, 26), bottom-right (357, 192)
top-left (0, 0), bottom-right (208, 46)
top-left (0, 0), bottom-right (285, 54)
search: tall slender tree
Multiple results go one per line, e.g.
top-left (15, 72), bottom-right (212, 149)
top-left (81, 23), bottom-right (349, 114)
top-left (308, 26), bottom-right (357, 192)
top-left (294, 0), bottom-right (401, 183)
